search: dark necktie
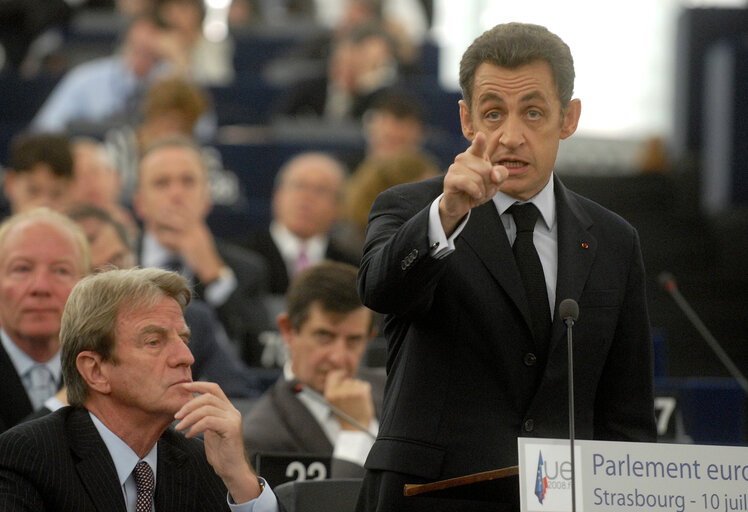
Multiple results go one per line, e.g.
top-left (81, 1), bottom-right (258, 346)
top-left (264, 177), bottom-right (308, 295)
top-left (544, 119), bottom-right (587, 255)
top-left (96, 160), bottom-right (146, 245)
top-left (508, 203), bottom-right (552, 351)
top-left (133, 461), bottom-right (154, 512)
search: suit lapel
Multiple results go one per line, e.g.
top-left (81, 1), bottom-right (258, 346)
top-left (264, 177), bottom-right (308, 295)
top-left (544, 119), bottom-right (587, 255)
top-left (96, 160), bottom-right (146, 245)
top-left (460, 201), bottom-right (535, 335)
top-left (551, 176), bottom-right (597, 348)
top-left (0, 343), bottom-right (33, 429)
top-left (155, 431), bottom-right (192, 510)
top-left (459, 177), bottom-right (598, 352)
top-left (67, 408), bottom-right (127, 512)
top-left (276, 380), bottom-right (334, 453)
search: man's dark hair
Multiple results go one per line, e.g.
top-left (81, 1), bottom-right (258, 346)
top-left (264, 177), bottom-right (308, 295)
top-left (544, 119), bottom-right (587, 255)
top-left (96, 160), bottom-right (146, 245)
top-left (286, 261), bottom-right (370, 332)
top-left (368, 89), bottom-right (423, 121)
top-left (8, 132), bottom-right (73, 178)
top-left (459, 22), bottom-right (575, 110)
top-left (66, 203), bottom-right (131, 250)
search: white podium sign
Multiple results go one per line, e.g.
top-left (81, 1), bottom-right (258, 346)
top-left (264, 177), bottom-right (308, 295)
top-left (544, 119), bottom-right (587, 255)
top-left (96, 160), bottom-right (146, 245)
top-left (519, 437), bottom-right (748, 512)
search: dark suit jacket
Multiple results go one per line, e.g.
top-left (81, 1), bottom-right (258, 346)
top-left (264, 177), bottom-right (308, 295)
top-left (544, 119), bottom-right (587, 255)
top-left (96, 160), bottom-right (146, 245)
top-left (243, 369), bottom-right (385, 478)
top-left (0, 343), bottom-right (34, 435)
top-left (0, 406), bottom-right (232, 511)
top-left (355, 175), bottom-right (657, 510)
top-left (243, 378), bottom-right (333, 459)
top-left (243, 229), bottom-right (360, 295)
top-left (137, 234), bottom-right (274, 366)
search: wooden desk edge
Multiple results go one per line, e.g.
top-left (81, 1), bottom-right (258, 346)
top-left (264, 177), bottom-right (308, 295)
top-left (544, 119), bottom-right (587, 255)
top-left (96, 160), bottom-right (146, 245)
top-left (403, 465), bottom-right (520, 497)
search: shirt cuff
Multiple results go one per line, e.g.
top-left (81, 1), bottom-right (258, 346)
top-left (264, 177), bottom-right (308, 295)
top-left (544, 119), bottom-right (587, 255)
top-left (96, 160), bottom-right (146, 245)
top-left (227, 477), bottom-right (278, 512)
top-left (332, 419), bottom-right (379, 466)
top-left (428, 194), bottom-right (470, 258)
top-left (204, 268), bottom-right (238, 307)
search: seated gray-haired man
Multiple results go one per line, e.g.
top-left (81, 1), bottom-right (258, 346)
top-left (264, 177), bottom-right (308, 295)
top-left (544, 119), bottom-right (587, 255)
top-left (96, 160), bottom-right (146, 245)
top-left (0, 267), bottom-right (280, 511)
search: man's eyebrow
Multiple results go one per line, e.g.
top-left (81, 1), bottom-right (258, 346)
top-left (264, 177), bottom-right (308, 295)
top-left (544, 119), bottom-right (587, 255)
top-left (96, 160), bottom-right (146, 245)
top-left (477, 92), bottom-right (505, 106)
top-left (520, 91), bottom-right (550, 104)
top-left (139, 325), bottom-right (167, 336)
top-left (138, 325), bottom-right (191, 339)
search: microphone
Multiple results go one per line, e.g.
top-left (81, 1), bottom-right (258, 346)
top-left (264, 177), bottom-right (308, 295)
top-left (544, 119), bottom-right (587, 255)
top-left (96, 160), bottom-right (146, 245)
top-left (559, 298), bottom-right (579, 327)
top-left (559, 298), bottom-right (579, 512)
top-left (658, 271), bottom-right (748, 394)
top-left (293, 382), bottom-right (377, 440)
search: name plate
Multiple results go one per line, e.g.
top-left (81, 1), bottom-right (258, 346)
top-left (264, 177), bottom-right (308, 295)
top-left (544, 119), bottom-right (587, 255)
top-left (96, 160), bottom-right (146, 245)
top-left (253, 452), bottom-right (332, 488)
top-left (519, 437), bottom-right (748, 512)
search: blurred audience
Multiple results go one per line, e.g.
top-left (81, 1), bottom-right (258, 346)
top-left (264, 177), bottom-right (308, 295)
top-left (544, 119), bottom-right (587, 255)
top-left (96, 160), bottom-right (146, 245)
top-left (0, 208), bottom-right (91, 435)
top-left (2, 132), bottom-right (74, 217)
top-left (30, 12), bottom-right (172, 134)
top-left (339, 150), bottom-right (441, 256)
top-left (67, 204), bottom-right (136, 271)
top-left (0, 0), bottom-right (75, 76)
top-left (155, 0), bottom-right (235, 86)
top-left (69, 137), bottom-right (138, 240)
top-left (243, 261), bottom-right (381, 475)
top-left (133, 135), bottom-right (272, 366)
top-left (340, 89), bottom-right (427, 171)
top-left (104, 75), bottom-right (235, 205)
top-left (272, 22), bottom-right (399, 121)
top-left (243, 152), bottom-right (359, 298)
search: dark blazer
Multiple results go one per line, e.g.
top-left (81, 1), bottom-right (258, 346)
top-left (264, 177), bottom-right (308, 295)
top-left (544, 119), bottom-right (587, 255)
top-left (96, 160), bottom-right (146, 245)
top-left (243, 229), bottom-right (360, 295)
top-left (243, 378), bottom-right (332, 459)
top-left (355, 175), bottom-right (657, 510)
top-left (243, 369), bottom-right (385, 477)
top-left (0, 406), bottom-right (231, 511)
top-left (0, 343), bottom-right (34, 435)
top-left (137, 234), bottom-right (274, 366)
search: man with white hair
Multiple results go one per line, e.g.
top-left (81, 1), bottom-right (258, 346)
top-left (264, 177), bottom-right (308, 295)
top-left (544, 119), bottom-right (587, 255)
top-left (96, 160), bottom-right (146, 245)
top-left (0, 208), bottom-right (91, 434)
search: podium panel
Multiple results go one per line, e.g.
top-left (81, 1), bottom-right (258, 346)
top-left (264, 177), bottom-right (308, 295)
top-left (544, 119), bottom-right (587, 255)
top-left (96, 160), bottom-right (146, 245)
top-left (519, 437), bottom-right (748, 512)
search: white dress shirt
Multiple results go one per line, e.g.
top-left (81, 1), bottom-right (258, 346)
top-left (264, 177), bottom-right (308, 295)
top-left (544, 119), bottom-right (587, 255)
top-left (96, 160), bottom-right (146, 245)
top-left (0, 329), bottom-right (62, 410)
top-left (428, 175), bottom-right (559, 318)
top-left (269, 222), bottom-right (329, 278)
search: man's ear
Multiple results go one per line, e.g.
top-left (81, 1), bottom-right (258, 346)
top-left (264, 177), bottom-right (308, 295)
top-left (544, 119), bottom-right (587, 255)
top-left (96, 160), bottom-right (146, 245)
top-left (459, 100), bottom-right (475, 141)
top-left (276, 312), bottom-right (294, 348)
top-left (3, 170), bottom-right (18, 203)
top-left (76, 351), bottom-right (111, 395)
top-left (560, 98), bottom-right (582, 140)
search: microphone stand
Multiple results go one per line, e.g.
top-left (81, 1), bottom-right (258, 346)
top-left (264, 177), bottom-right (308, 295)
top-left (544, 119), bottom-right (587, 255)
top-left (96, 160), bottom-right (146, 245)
top-left (659, 272), bottom-right (748, 395)
top-left (565, 315), bottom-right (577, 512)
top-left (559, 298), bottom-right (579, 512)
top-left (294, 382), bottom-right (377, 440)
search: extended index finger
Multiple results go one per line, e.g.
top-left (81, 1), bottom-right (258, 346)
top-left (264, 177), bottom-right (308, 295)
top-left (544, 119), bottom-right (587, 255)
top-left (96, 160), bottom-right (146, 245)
top-left (466, 131), bottom-right (488, 159)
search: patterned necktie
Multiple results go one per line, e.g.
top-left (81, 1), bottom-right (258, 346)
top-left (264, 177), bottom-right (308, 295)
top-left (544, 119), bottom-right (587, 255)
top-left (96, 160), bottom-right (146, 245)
top-left (26, 364), bottom-right (56, 410)
top-left (294, 245), bottom-right (309, 275)
top-left (508, 203), bottom-right (552, 352)
top-left (133, 461), bottom-right (154, 512)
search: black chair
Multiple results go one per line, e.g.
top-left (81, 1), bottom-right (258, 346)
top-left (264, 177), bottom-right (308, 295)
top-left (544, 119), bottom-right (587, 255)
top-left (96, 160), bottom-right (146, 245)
top-left (273, 478), bottom-right (362, 512)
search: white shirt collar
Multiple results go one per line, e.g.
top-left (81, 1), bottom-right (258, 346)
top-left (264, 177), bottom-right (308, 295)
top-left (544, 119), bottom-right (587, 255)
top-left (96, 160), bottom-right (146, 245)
top-left (0, 328), bottom-right (62, 385)
top-left (493, 173), bottom-right (556, 231)
top-left (89, 411), bottom-right (159, 489)
top-left (140, 232), bottom-right (180, 270)
top-left (270, 221), bottom-right (329, 271)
